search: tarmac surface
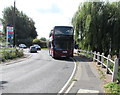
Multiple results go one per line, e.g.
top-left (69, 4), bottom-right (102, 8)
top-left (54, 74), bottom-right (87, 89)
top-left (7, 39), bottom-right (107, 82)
top-left (68, 56), bottom-right (104, 94)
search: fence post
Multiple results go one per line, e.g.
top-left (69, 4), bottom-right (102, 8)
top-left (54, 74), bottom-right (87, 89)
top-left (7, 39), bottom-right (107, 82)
top-left (112, 58), bottom-right (119, 82)
top-left (93, 51), bottom-right (96, 62)
top-left (106, 55), bottom-right (111, 74)
top-left (97, 52), bottom-right (100, 65)
top-left (101, 53), bottom-right (104, 68)
top-left (90, 50), bottom-right (92, 60)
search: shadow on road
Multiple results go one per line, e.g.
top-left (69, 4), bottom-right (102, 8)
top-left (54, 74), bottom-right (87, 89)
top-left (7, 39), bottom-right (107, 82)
top-left (0, 81), bottom-right (8, 84)
top-left (54, 57), bottom-right (73, 62)
top-left (73, 55), bottom-right (92, 62)
top-left (0, 81), bottom-right (8, 90)
top-left (53, 55), bottom-right (92, 63)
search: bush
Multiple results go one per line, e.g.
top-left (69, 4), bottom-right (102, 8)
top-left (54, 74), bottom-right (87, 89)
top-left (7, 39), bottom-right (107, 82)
top-left (1, 49), bottom-right (24, 61)
top-left (117, 66), bottom-right (120, 83)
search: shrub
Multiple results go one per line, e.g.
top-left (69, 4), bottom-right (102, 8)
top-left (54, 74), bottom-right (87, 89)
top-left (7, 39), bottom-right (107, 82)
top-left (1, 49), bottom-right (24, 61)
top-left (117, 66), bottom-right (120, 83)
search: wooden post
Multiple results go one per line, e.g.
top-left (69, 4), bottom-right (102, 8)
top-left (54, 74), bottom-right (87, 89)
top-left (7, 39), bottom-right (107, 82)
top-left (101, 53), bottom-right (104, 68)
top-left (106, 55), bottom-right (111, 74)
top-left (90, 50), bottom-right (92, 60)
top-left (112, 58), bottom-right (119, 82)
top-left (97, 52), bottom-right (100, 65)
top-left (93, 51), bottom-right (96, 62)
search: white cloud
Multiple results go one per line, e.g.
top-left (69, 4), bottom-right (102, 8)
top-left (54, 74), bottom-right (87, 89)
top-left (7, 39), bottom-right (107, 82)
top-left (0, 0), bottom-right (88, 39)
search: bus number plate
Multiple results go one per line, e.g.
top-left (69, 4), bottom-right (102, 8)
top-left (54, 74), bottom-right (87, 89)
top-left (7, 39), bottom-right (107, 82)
top-left (61, 56), bottom-right (66, 57)
top-left (63, 51), bottom-right (67, 53)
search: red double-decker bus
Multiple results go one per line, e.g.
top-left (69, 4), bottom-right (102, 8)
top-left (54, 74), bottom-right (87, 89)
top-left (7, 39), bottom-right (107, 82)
top-left (49, 26), bottom-right (74, 58)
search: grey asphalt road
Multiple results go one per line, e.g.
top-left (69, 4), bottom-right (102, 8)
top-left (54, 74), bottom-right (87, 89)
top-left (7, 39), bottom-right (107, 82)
top-left (0, 50), bottom-right (74, 93)
top-left (69, 56), bottom-right (103, 93)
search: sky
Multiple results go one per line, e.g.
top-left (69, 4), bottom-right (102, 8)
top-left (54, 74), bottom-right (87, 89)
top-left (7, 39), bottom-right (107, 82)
top-left (0, 0), bottom-right (119, 39)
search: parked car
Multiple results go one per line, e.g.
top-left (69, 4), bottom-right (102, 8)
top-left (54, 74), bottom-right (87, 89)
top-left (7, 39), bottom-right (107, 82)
top-left (33, 44), bottom-right (41, 50)
top-left (29, 46), bottom-right (37, 53)
top-left (19, 44), bottom-right (27, 48)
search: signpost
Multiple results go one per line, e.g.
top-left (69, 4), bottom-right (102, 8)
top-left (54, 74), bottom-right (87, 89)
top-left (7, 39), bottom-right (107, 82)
top-left (6, 26), bottom-right (14, 47)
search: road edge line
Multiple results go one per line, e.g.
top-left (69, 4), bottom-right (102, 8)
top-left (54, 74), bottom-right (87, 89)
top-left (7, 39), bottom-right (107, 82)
top-left (58, 57), bottom-right (77, 94)
top-left (65, 81), bottom-right (76, 93)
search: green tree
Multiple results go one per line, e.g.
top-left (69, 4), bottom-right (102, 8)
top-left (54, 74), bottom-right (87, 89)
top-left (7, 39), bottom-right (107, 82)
top-left (33, 38), bottom-right (41, 44)
top-left (2, 6), bottom-right (38, 46)
top-left (40, 37), bottom-right (47, 48)
top-left (72, 1), bottom-right (120, 56)
top-left (40, 37), bottom-right (46, 41)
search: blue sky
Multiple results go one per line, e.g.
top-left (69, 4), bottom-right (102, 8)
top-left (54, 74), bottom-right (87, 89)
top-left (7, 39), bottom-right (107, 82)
top-left (0, 0), bottom-right (119, 39)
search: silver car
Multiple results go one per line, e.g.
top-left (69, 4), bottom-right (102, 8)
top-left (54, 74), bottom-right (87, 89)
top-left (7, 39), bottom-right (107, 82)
top-left (33, 44), bottom-right (41, 50)
top-left (29, 46), bottom-right (37, 53)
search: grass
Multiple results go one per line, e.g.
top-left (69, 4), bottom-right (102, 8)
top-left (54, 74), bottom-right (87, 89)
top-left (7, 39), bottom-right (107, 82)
top-left (104, 82), bottom-right (120, 94)
top-left (1, 48), bottom-right (24, 62)
top-left (0, 47), bottom-right (16, 51)
top-left (76, 62), bottom-right (79, 65)
top-left (72, 78), bottom-right (78, 81)
top-left (41, 48), bottom-right (48, 50)
top-left (96, 65), bottom-right (106, 80)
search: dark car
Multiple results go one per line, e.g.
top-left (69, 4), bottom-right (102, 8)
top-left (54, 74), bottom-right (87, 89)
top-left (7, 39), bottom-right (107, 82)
top-left (33, 44), bottom-right (41, 50)
top-left (29, 46), bottom-right (37, 53)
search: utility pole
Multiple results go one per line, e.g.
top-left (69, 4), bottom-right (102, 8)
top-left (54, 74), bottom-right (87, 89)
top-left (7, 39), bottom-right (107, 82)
top-left (13, 0), bottom-right (16, 47)
top-left (109, 38), bottom-right (111, 54)
top-left (118, 49), bottom-right (120, 66)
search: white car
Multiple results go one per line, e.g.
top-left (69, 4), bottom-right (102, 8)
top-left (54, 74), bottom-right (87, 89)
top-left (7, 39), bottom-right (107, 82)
top-left (19, 44), bottom-right (27, 48)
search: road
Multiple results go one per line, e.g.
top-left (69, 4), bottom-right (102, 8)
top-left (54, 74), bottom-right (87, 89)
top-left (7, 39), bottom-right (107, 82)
top-left (0, 50), bottom-right (74, 93)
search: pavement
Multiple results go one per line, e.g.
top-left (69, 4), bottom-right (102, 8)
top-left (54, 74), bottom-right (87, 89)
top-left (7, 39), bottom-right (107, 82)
top-left (68, 56), bottom-right (104, 94)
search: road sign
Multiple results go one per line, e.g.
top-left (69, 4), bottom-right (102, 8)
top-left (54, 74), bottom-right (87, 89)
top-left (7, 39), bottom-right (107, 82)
top-left (6, 26), bottom-right (14, 46)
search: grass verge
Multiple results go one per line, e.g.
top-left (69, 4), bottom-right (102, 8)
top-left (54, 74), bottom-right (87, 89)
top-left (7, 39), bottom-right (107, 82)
top-left (104, 82), bottom-right (120, 94)
top-left (1, 48), bottom-right (24, 62)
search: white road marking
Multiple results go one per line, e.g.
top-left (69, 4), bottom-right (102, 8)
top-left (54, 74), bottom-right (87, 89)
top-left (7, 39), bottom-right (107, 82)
top-left (77, 89), bottom-right (99, 93)
top-left (58, 57), bottom-right (77, 94)
top-left (64, 81), bottom-right (76, 93)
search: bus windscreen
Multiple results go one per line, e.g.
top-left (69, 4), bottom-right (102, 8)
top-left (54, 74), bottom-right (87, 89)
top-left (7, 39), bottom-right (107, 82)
top-left (54, 27), bottom-right (73, 35)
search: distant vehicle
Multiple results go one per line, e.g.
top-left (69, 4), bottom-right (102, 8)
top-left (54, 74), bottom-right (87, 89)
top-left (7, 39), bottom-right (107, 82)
top-left (19, 44), bottom-right (27, 48)
top-left (33, 44), bottom-right (41, 50)
top-left (48, 26), bottom-right (74, 58)
top-left (29, 46), bottom-right (37, 53)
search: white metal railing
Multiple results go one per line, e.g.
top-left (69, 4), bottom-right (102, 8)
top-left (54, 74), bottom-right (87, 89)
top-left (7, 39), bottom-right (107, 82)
top-left (77, 49), bottom-right (119, 82)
